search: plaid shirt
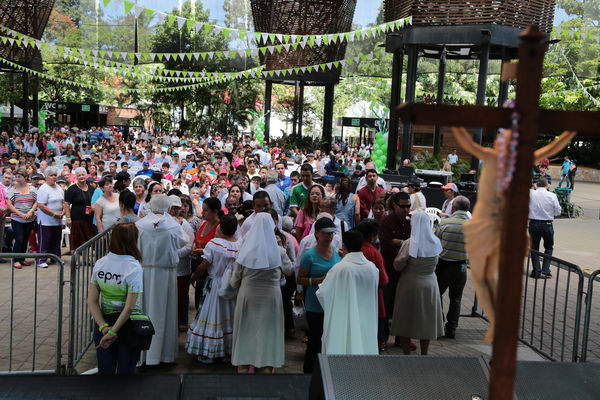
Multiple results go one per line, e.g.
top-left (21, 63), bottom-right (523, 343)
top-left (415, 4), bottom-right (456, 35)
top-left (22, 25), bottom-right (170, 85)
top-left (435, 211), bottom-right (469, 262)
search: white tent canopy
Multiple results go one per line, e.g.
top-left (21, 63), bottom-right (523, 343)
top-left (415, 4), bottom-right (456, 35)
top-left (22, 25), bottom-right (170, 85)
top-left (1, 104), bottom-right (23, 118)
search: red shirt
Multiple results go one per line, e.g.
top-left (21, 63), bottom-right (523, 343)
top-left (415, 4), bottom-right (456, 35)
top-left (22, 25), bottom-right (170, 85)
top-left (361, 241), bottom-right (388, 318)
top-left (357, 185), bottom-right (384, 219)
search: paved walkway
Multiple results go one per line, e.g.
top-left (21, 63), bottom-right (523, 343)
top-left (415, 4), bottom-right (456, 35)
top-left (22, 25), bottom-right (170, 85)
top-left (1, 182), bottom-right (598, 374)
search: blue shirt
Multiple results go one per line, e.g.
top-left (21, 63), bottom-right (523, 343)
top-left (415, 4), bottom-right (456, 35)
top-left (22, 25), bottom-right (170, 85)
top-left (300, 246), bottom-right (341, 313)
top-left (561, 161), bottom-right (572, 175)
top-left (277, 175), bottom-right (291, 192)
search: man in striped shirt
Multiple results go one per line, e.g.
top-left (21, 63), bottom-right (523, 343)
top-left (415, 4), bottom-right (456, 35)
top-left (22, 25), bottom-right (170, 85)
top-left (434, 196), bottom-right (471, 339)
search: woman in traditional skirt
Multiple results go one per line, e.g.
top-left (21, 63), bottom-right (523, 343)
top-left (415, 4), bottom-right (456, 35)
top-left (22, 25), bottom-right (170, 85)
top-left (186, 215), bottom-right (240, 363)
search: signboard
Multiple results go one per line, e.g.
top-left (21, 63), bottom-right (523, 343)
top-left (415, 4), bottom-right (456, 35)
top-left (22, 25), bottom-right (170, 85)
top-left (81, 105), bottom-right (91, 112)
top-left (351, 118), bottom-right (360, 126)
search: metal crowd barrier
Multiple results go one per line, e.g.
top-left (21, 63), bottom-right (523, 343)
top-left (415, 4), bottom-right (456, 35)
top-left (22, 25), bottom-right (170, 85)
top-left (0, 254), bottom-right (64, 375)
top-left (66, 227), bottom-right (113, 375)
top-left (580, 270), bottom-right (600, 362)
top-left (467, 250), bottom-right (599, 363)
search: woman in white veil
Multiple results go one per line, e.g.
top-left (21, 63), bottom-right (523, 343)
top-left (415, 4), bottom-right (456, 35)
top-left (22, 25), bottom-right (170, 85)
top-left (390, 212), bottom-right (444, 355)
top-left (230, 213), bottom-right (293, 374)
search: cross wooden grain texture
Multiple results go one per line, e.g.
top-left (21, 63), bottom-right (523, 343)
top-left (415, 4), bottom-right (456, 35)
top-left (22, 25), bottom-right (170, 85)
top-left (393, 26), bottom-right (600, 399)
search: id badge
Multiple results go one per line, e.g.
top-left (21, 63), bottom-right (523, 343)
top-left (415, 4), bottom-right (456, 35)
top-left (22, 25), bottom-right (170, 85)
top-left (85, 206), bottom-right (92, 215)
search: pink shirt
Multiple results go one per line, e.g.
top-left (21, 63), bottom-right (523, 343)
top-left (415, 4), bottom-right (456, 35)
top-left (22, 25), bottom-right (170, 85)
top-left (294, 209), bottom-right (315, 239)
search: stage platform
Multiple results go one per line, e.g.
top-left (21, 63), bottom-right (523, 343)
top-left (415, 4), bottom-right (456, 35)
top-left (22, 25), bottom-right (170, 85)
top-left (1, 358), bottom-right (598, 399)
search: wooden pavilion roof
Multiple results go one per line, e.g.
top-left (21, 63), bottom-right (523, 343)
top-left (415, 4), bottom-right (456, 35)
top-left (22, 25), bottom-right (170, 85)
top-left (384, 0), bottom-right (556, 33)
top-left (0, 0), bottom-right (55, 67)
top-left (250, 0), bottom-right (356, 75)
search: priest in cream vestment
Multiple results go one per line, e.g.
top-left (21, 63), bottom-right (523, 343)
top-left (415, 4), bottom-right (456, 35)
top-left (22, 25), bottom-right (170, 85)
top-left (317, 230), bottom-right (379, 355)
top-left (136, 194), bottom-right (188, 365)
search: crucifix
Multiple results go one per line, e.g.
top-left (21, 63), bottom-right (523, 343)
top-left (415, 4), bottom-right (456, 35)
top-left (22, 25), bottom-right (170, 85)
top-left (394, 26), bottom-right (600, 399)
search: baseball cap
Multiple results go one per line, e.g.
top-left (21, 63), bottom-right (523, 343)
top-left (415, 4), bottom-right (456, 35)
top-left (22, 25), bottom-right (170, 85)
top-left (314, 217), bottom-right (336, 233)
top-left (86, 177), bottom-right (98, 184)
top-left (142, 160), bottom-right (150, 166)
top-left (219, 169), bottom-right (228, 175)
top-left (56, 176), bottom-right (67, 184)
top-left (441, 183), bottom-right (459, 192)
top-left (31, 173), bottom-right (44, 180)
top-left (168, 194), bottom-right (182, 208)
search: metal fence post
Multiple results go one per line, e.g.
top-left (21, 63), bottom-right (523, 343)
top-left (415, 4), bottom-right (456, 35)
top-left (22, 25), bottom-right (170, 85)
top-left (581, 270), bottom-right (600, 362)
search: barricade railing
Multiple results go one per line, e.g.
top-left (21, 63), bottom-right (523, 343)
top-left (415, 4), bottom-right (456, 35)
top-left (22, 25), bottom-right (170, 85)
top-left (66, 227), bottom-right (113, 374)
top-left (520, 249), bottom-right (586, 361)
top-left (0, 254), bottom-right (64, 375)
top-left (580, 270), bottom-right (600, 362)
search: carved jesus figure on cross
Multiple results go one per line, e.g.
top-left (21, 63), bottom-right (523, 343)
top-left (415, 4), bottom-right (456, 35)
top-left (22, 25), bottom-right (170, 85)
top-left (451, 126), bottom-right (575, 343)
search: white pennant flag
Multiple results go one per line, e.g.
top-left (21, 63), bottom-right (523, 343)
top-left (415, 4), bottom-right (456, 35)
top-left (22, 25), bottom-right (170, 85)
top-left (113, 0), bottom-right (123, 12)
top-left (223, 51), bottom-right (230, 57)
top-left (290, 35), bottom-right (297, 43)
top-left (193, 53), bottom-right (200, 61)
top-left (164, 53), bottom-right (171, 61)
top-left (275, 33), bottom-right (282, 42)
top-left (299, 40), bottom-right (306, 49)
top-left (328, 34), bottom-right (334, 43)
top-left (283, 44), bottom-right (290, 51)
top-left (175, 70), bottom-right (181, 77)
top-left (155, 12), bottom-right (166, 25)
top-left (207, 52), bottom-right (214, 59)
top-left (314, 36), bottom-right (322, 46)
top-left (250, 49), bottom-right (258, 57)
top-left (326, 62), bottom-right (332, 69)
top-left (149, 53), bottom-right (156, 61)
top-left (267, 46), bottom-right (275, 54)
top-left (133, 4), bottom-right (145, 18)
top-left (121, 52), bottom-right (128, 60)
top-left (178, 53), bottom-right (185, 61)
top-left (300, 67), bottom-right (306, 73)
top-left (176, 17), bottom-right (186, 30)
top-left (195, 22), bottom-right (202, 32)
top-left (261, 33), bottom-right (269, 44)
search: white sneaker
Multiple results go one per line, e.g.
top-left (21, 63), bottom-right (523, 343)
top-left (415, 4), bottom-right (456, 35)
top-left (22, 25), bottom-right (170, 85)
top-left (37, 262), bottom-right (48, 269)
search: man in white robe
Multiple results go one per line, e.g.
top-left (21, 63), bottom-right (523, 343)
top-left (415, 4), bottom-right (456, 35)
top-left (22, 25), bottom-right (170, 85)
top-left (316, 230), bottom-right (379, 355)
top-left (136, 194), bottom-right (188, 365)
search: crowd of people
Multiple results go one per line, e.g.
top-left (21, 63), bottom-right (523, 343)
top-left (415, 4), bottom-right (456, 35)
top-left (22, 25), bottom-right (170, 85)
top-left (1, 125), bottom-right (476, 375)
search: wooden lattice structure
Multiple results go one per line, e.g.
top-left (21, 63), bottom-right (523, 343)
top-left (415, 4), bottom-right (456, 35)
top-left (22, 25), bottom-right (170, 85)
top-left (385, 0), bottom-right (556, 33)
top-left (0, 0), bottom-right (55, 66)
top-left (250, 0), bottom-right (356, 75)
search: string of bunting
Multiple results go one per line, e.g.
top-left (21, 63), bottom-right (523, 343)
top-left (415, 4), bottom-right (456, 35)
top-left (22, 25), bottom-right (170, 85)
top-left (100, 0), bottom-right (412, 46)
top-left (0, 16), bottom-right (406, 65)
top-left (0, 48), bottom-right (389, 94)
top-left (552, 43), bottom-right (600, 107)
top-left (550, 25), bottom-right (600, 44)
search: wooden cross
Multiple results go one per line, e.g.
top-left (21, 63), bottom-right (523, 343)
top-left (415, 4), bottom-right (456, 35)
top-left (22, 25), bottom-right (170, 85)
top-left (394, 26), bottom-right (600, 400)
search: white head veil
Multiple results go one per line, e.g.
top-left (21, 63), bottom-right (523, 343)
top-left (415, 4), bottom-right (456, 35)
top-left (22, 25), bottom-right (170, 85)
top-left (236, 212), bottom-right (281, 270)
top-left (150, 194), bottom-right (170, 214)
top-left (408, 212), bottom-right (443, 258)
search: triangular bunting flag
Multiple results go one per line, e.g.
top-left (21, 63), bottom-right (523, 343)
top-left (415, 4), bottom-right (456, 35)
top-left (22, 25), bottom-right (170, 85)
top-left (123, 0), bottom-right (134, 14)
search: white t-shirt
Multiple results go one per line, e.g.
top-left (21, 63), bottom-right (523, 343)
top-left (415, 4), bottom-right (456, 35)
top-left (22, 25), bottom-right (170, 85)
top-left (95, 196), bottom-right (121, 230)
top-left (37, 183), bottom-right (64, 226)
top-left (91, 252), bottom-right (143, 315)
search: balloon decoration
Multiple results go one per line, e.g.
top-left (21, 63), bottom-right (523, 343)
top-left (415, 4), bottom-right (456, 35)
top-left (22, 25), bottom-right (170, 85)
top-left (250, 108), bottom-right (270, 144)
top-left (365, 101), bottom-right (390, 171)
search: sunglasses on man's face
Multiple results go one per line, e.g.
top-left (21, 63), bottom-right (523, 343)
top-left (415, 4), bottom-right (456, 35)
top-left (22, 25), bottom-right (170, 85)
top-left (396, 204), bottom-right (411, 209)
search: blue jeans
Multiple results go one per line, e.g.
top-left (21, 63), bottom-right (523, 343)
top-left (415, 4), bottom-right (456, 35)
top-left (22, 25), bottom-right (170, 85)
top-left (93, 322), bottom-right (140, 375)
top-left (528, 220), bottom-right (554, 275)
top-left (11, 220), bottom-right (34, 262)
top-left (558, 173), bottom-right (570, 188)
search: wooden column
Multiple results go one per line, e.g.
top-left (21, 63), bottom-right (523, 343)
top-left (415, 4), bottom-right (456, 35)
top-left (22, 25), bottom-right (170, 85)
top-left (401, 45), bottom-right (417, 161)
top-left (323, 83), bottom-right (334, 150)
top-left (387, 49), bottom-right (404, 169)
top-left (298, 81), bottom-right (305, 139)
top-left (472, 35), bottom-right (490, 170)
top-left (433, 48), bottom-right (446, 157)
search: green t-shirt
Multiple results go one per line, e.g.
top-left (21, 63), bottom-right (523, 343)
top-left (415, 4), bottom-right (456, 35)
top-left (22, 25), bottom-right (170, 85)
top-left (91, 252), bottom-right (143, 315)
top-left (289, 183), bottom-right (309, 210)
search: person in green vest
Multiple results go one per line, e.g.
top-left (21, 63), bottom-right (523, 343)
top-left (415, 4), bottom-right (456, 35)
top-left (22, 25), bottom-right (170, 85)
top-left (289, 164), bottom-right (313, 217)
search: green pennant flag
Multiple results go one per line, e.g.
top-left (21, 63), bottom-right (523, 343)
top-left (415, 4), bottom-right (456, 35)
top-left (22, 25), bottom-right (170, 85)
top-left (202, 24), bottom-right (211, 34)
top-left (319, 63), bottom-right (326, 70)
top-left (260, 47), bottom-right (267, 55)
top-left (275, 45), bottom-right (282, 53)
top-left (85, 49), bottom-right (91, 58)
top-left (201, 53), bottom-right (207, 60)
top-left (307, 36), bottom-right (315, 48)
top-left (114, 51), bottom-right (121, 59)
top-left (223, 28), bottom-right (231, 39)
top-left (294, 67), bottom-right (300, 74)
top-left (0, 37), bottom-right (7, 45)
top-left (15, 39), bottom-right (21, 47)
top-left (245, 48), bottom-right (251, 57)
top-left (360, 55), bottom-right (366, 61)
top-left (344, 32), bottom-right (350, 42)
top-left (215, 51), bottom-right (222, 58)
top-left (307, 66), bottom-right (313, 73)
top-left (123, 0), bottom-right (134, 14)
top-left (186, 19), bottom-right (195, 31)
top-left (145, 8), bottom-right (155, 20)
top-left (243, 71), bottom-right (249, 78)
top-left (110, 60), bottom-right (115, 67)
top-left (268, 70), bottom-right (274, 78)
top-left (291, 43), bottom-right (298, 50)
top-left (99, 50), bottom-right (105, 58)
top-left (167, 14), bottom-right (176, 27)
top-left (238, 30), bottom-right (246, 41)
top-left (283, 34), bottom-right (290, 43)
top-left (157, 53), bottom-right (163, 61)
top-left (186, 53), bottom-right (192, 61)
top-left (333, 33), bottom-right (339, 43)
top-left (322, 35), bottom-right (329, 45)
top-left (230, 50), bottom-right (237, 58)
top-left (376, 25), bottom-right (382, 35)
top-left (395, 21), bottom-right (401, 30)
top-left (169, 70), bottom-right (175, 77)
top-left (385, 22), bottom-right (391, 32)
top-left (333, 61), bottom-right (339, 68)
top-left (254, 32), bottom-right (261, 42)
top-left (127, 52), bottom-right (134, 60)
top-left (102, 0), bottom-right (111, 7)
top-left (268, 33), bottom-right (275, 43)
